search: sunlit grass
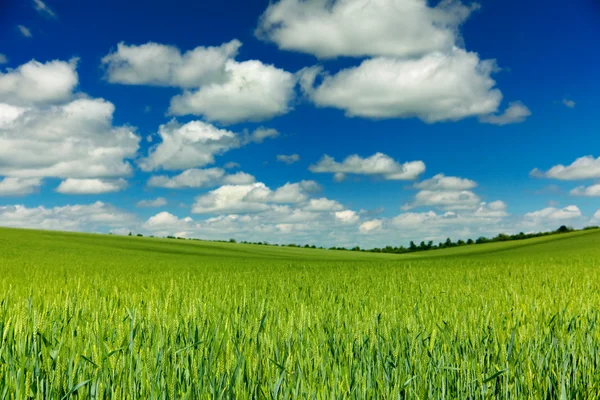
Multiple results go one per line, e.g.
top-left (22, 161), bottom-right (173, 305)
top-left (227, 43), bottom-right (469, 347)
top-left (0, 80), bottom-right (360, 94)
top-left (1, 227), bottom-right (600, 398)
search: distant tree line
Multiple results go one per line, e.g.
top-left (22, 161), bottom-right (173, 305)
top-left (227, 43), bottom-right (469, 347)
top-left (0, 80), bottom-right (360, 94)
top-left (122, 225), bottom-right (599, 255)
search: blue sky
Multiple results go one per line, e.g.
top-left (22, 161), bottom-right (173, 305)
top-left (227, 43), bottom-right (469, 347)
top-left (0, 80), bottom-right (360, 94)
top-left (0, 0), bottom-right (599, 247)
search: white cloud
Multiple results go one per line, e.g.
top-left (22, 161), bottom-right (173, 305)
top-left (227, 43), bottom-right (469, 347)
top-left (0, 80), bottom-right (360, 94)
top-left (192, 183), bottom-right (272, 214)
top-left (593, 210), bottom-right (600, 221)
top-left (192, 180), bottom-right (321, 214)
top-left (137, 197), bottom-right (168, 208)
top-left (0, 202), bottom-right (136, 232)
top-left (103, 40), bottom-right (296, 124)
top-left (244, 127), bottom-right (280, 144)
top-left (139, 120), bottom-right (239, 171)
top-left (473, 201), bottom-right (508, 218)
top-left (56, 178), bottom-right (127, 194)
top-left (415, 173), bottom-right (476, 191)
top-left (479, 101), bottom-right (531, 125)
top-left (277, 154), bottom-right (300, 164)
top-left (256, 0), bottom-right (476, 59)
top-left (310, 152), bottom-right (425, 181)
top-left (148, 167), bottom-right (255, 189)
top-left (102, 40), bottom-right (240, 87)
top-left (0, 98), bottom-right (139, 179)
top-left (223, 172), bottom-right (256, 185)
top-left (33, 0), bottom-right (57, 18)
top-left (17, 25), bottom-right (32, 38)
top-left (0, 177), bottom-right (42, 196)
top-left (570, 184), bottom-right (600, 197)
top-left (0, 54), bottom-right (7, 64)
top-left (531, 156), bottom-right (600, 180)
top-left (335, 210), bottom-right (359, 224)
top-left (525, 205), bottom-right (582, 221)
top-left (405, 190), bottom-right (481, 210)
top-left (304, 197), bottom-right (343, 211)
top-left (169, 59), bottom-right (296, 124)
top-left (0, 59), bottom-right (78, 105)
top-left (224, 162), bottom-right (240, 169)
top-left (562, 98), bottom-right (575, 108)
top-left (300, 49), bottom-right (506, 122)
top-left (359, 219), bottom-right (382, 234)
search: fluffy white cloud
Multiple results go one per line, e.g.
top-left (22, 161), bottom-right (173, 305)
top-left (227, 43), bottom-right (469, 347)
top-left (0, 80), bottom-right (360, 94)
top-left (305, 197), bottom-right (343, 211)
top-left (0, 59), bottom-right (78, 105)
top-left (169, 59), bottom-right (296, 124)
top-left (525, 205), bottom-right (582, 221)
top-left (139, 121), bottom-right (279, 172)
top-left (570, 184), bottom-right (600, 197)
top-left (405, 190), bottom-right (481, 210)
top-left (593, 210), bottom-right (600, 221)
top-left (310, 152), bottom-right (425, 181)
top-left (56, 178), bottom-right (127, 194)
top-left (0, 202), bottom-right (136, 232)
top-left (103, 40), bottom-right (296, 124)
top-left (33, 0), bottom-right (56, 18)
top-left (415, 174), bottom-right (476, 191)
top-left (479, 101), bottom-right (532, 125)
top-left (0, 98), bottom-right (139, 179)
top-left (531, 156), bottom-right (600, 181)
top-left (335, 210), bottom-right (359, 224)
top-left (256, 0), bottom-right (476, 59)
top-left (139, 120), bottom-right (239, 171)
top-left (136, 197), bottom-right (168, 208)
top-left (102, 40), bottom-right (240, 87)
top-left (359, 219), bottom-right (382, 234)
top-left (0, 54), bottom-right (7, 64)
top-left (192, 180), bottom-right (321, 214)
top-left (277, 154), bottom-right (300, 164)
top-left (223, 162), bottom-right (240, 169)
top-left (148, 168), bottom-right (255, 189)
top-left (300, 49), bottom-right (506, 122)
top-left (473, 201), bottom-right (508, 218)
top-left (18, 25), bottom-right (32, 38)
top-left (0, 177), bottom-right (42, 196)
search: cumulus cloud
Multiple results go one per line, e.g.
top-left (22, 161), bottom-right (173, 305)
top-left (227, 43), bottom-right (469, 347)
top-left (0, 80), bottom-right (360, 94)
top-left (531, 156), bottom-right (600, 180)
top-left (138, 120), bottom-right (239, 171)
top-left (103, 40), bottom-right (296, 124)
top-left (310, 152), bottom-right (425, 181)
top-left (359, 219), bottom-right (382, 233)
top-left (56, 178), bottom-right (128, 194)
top-left (0, 59), bottom-right (78, 105)
top-left (0, 177), bottom-right (42, 196)
top-left (33, 0), bottom-right (57, 18)
top-left (137, 197), bottom-right (168, 208)
top-left (277, 154), bottom-right (300, 164)
top-left (300, 49), bottom-right (507, 122)
top-left (168, 59), bottom-right (296, 124)
top-left (524, 205), bottom-right (582, 221)
top-left (191, 180), bottom-right (321, 214)
top-left (405, 190), bottom-right (481, 210)
top-left (335, 210), bottom-right (359, 224)
top-left (17, 25), bottom-right (32, 38)
top-left (256, 0), bottom-right (476, 59)
top-left (479, 101), bottom-right (532, 125)
top-left (305, 197), bottom-right (343, 211)
top-left (0, 98), bottom-right (139, 179)
top-left (102, 40), bottom-right (240, 87)
top-left (223, 162), bottom-right (240, 169)
top-left (414, 173), bottom-right (476, 191)
top-left (570, 184), bottom-right (600, 197)
top-left (243, 127), bottom-right (281, 144)
top-left (148, 168), bottom-right (255, 189)
top-left (0, 202), bottom-right (136, 232)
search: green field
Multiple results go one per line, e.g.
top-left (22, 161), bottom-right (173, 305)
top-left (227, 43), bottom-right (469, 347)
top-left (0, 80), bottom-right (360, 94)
top-left (1, 227), bottom-right (600, 398)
